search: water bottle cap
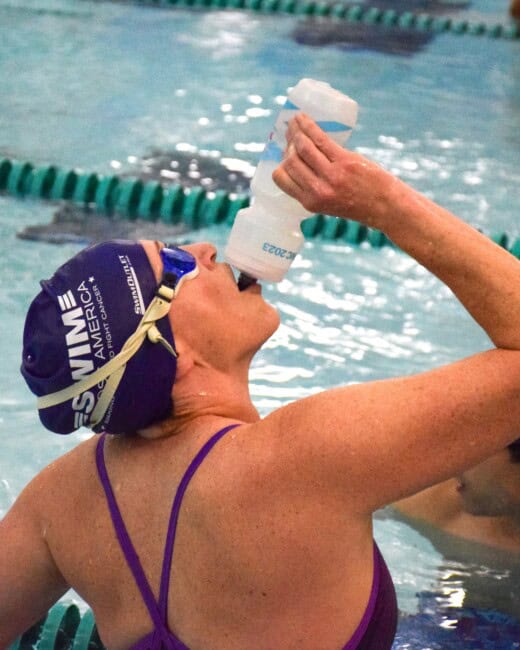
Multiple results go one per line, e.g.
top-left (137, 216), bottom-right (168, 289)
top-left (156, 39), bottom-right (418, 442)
top-left (289, 78), bottom-right (359, 128)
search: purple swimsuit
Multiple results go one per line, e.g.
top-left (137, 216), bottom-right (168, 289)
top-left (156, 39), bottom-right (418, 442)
top-left (96, 425), bottom-right (397, 649)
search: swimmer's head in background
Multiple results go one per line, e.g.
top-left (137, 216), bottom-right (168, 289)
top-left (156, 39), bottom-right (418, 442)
top-left (21, 241), bottom-right (198, 435)
top-left (508, 438), bottom-right (520, 463)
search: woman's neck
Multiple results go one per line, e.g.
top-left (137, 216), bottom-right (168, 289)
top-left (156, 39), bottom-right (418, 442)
top-left (139, 366), bottom-right (260, 440)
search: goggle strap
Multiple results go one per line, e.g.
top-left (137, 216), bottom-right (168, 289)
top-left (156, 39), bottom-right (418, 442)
top-left (147, 325), bottom-right (177, 357)
top-left (89, 365), bottom-right (126, 427)
top-left (37, 285), bottom-right (175, 412)
top-left (156, 283), bottom-right (176, 301)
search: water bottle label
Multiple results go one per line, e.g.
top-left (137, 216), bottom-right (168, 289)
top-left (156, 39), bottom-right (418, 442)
top-left (317, 120), bottom-right (353, 133)
top-left (283, 100), bottom-right (299, 110)
top-left (258, 99), bottom-right (298, 163)
top-left (260, 140), bottom-right (284, 162)
top-left (262, 241), bottom-right (298, 260)
top-left (287, 100), bottom-right (353, 133)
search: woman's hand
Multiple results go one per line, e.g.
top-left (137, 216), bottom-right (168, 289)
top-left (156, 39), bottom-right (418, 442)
top-left (269, 114), bottom-right (520, 514)
top-left (272, 113), bottom-right (401, 229)
top-left (275, 114), bottom-right (520, 354)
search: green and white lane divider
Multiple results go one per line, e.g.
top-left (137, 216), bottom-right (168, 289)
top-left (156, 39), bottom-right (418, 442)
top-left (1, 156), bottom-right (520, 257)
top-left (8, 603), bottom-right (104, 650)
top-left (135, 0), bottom-right (520, 40)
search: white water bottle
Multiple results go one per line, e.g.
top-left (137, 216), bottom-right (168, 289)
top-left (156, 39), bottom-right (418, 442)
top-left (224, 79), bottom-right (358, 284)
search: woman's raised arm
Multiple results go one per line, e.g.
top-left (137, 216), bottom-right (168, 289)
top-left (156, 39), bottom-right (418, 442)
top-left (273, 113), bottom-right (520, 352)
top-left (266, 113), bottom-right (520, 512)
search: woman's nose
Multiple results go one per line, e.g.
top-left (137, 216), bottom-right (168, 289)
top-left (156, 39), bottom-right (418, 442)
top-left (186, 242), bottom-right (218, 269)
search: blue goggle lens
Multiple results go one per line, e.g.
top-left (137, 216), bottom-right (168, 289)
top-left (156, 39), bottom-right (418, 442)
top-left (159, 245), bottom-right (198, 292)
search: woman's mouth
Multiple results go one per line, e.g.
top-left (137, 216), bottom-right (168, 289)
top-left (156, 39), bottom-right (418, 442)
top-left (237, 272), bottom-right (258, 292)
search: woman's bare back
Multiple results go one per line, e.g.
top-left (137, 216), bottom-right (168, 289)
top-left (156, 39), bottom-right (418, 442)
top-left (36, 421), bottom-right (376, 649)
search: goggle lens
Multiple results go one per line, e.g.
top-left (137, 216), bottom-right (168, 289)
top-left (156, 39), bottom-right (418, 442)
top-left (160, 245), bottom-right (198, 292)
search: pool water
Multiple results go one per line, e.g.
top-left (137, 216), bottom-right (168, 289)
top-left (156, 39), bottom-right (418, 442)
top-left (1, 0), bottom-right (520, 646)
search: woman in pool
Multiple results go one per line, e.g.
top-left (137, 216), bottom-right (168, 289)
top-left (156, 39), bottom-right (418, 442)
top-left (1, 114), bottom-right (520, 649)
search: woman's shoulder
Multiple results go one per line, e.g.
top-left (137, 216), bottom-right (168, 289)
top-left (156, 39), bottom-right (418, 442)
top-left (20, 435), bottom-right (100, 512)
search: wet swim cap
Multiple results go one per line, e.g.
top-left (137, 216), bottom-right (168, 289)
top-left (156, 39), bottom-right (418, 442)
top-left (21, 240), bottom-right (176, 435)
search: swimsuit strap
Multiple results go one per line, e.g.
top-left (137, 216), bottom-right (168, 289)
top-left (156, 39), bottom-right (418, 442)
top-left (158, 423), bottom-right (241, 619)
top-left (96, 434), bottom-right (173, 646)
top-left (342, 544), bottom-right (381, 650)
top-left (95, 424), bottom-right (241, 638)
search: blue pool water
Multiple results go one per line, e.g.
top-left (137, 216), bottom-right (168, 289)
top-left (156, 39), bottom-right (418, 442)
top-left (1, 0), bottom-right (520, 646)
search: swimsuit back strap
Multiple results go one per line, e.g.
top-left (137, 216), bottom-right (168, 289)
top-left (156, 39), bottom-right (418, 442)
top-left (158, 423), bottom-right (241, 619)
top-left (95, 434), bottom-right (174, 646)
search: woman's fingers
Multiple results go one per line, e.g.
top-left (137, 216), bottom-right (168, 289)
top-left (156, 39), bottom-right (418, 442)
top-left (285, 115), bottom-right (331, 175)
top-left (292, 113), bottom-right (345, 163)
top-left (276, 114), bottom-right (365, 215)
top-left (288, 130), bottom-right (331, 181)
top-left (274, 117), bottom-right (338, 211)
top-left (272, 150), bottom-right (312, 200)
top-left (278, 114), bottom-right (399, 224)
top-left (271, 164), bottom-right (303, 201)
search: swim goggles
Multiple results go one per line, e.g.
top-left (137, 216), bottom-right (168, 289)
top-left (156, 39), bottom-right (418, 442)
top-left (37, 245), bottom-right (199, 429)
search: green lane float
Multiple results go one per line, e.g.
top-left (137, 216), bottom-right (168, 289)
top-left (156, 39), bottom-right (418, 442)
top-left (1, 156), bottom-right (520, 259)
top-left (50, 169), bottom-right (78, 200)
top-left (159, 183), bottom-right (185, 224)
top-left (7, 161), bottom-right (34, 196)
top-left (28, 165), bottom-right (58, 199)
top-left (73, 172), bottom-right (99, 205)
top-left (72, 609), bottom-right (104, 650)
top-left (136, 180), bottom-right (163, 221)
top-left (0, 157), bottom-right (250, 230)
top-left (9, 604), bottom-right (104, 650)
top-left (117, 178), bottom-right (145, 218)
top-left (38, 603), bottom-right (81, 649)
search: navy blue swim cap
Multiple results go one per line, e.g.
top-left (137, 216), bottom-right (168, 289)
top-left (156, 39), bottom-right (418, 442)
top-left (21, 240), bottom-right (176, 435)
